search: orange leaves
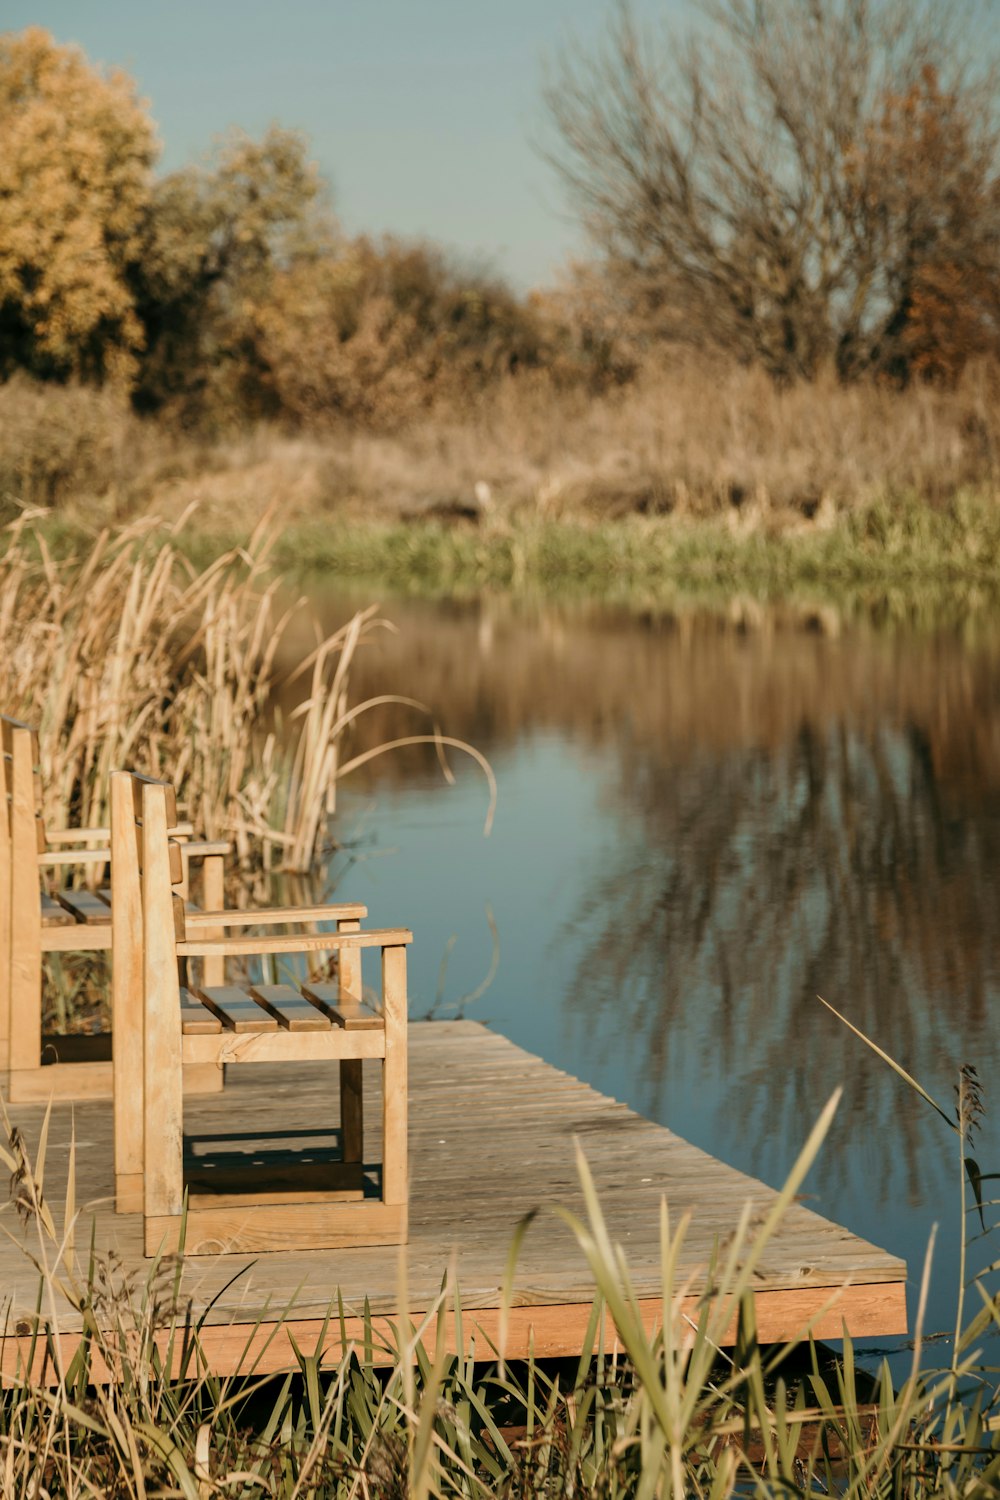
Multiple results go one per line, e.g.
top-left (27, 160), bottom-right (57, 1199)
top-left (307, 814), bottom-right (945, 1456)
top-left (863, 66), bottom-right (1000, 385)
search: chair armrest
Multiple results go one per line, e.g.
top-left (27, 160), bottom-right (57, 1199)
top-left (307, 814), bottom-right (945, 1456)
top-left (38, 848), bottom-right (109, 867)
top-left (40, 833), bottom-right (220, 870)
top-left (178, 926), bottom-right (411, 957)
top-left (45, 826), bottom-right (110, 843)
top-left (46, 821), bottom-right (195, 842)
top-left (184, 902), bottom-right (367, 928)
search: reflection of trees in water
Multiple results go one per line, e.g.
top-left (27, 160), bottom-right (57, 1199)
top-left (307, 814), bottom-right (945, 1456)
top-left (561, 720), bottom-right (1000, 1204)
top-left (332, 587), bottom-right (1000, 1203)
top-left (337, 591), bottom-right (1000, 805)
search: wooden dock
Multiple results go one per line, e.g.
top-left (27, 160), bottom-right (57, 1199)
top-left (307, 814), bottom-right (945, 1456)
top-left (0, 1022), bottom-right (906, 1374)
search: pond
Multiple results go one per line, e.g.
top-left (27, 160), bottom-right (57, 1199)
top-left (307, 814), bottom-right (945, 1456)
top-left (310, 586), bottom-right (1000, 1355)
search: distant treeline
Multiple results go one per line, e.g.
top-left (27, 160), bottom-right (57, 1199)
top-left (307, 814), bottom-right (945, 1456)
top-left (0, 28), bottom-right (621, 433)
top-left (1, 5), bottom-right (1000, 435)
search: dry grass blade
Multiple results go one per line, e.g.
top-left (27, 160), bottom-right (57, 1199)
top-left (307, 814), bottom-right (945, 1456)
top-left (337, 736), bottom-right (497, 835)
top-left (817, 995), bottom-right (956, 1131)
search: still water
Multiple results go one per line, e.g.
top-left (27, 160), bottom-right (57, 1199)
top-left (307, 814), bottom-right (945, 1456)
top-left (313, 589), bottom-right (1000, 1351)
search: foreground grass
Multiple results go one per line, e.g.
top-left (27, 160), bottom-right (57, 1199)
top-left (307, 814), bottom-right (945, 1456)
top-left (1, 1068), bottom-right (999, 1498)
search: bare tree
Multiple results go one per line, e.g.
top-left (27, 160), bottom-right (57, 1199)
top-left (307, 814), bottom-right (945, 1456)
top-left (543, 0), bottom-right (1000, 383)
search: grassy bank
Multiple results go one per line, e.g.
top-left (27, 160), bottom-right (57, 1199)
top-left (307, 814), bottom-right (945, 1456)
top-left (3, 358), bottom-right (999, 531)
top-left (29, 489), bottom-right (1000, 616)
top-left (8, 356), bottom-right (1000, 609)
top-left (268, 495), bottom-right (1000, 599)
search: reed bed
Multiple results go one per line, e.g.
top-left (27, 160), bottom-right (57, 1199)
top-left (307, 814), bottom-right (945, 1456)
top-left (4, 360), bottom-right (1000, 538)
top-left (1, 1060), bottom-right (999, 1498)
top-left (0, 508), bottom-right (494, 882)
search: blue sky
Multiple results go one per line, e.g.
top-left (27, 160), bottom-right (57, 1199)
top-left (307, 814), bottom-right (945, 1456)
top-left (2, 0), bottom-right (670, 289)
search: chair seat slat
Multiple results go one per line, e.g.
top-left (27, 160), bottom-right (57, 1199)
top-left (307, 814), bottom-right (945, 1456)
top-left (55, 889), bottom-right (112, 925)
top-left (40, 893), bottom-right (77, 928)
top-left (179, 987), bottom-right (223, 1034)
top-left (300, 982), bottom-right (383, 1030)
top-left (250, 984), bottom-right (333, 1032)
top-left (196, 985), bottom-right (280, 1033)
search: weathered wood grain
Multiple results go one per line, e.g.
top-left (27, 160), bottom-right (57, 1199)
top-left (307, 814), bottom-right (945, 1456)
top-left (0, 1022), bottom-right (907, 1373)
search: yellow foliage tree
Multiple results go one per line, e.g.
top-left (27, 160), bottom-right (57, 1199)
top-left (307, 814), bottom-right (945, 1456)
top-left (131, 126), bottom-right (330, 418)
top-left (0, 27), bottom-right (157, 383)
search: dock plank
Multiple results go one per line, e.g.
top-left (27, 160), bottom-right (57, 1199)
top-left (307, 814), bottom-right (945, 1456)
top-left (0, 1021), bottom-right (906, 1372)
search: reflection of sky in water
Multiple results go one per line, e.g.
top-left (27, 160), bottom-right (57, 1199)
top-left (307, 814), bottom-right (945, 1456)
top-left (328, 720), bottom-right (1000, 1356)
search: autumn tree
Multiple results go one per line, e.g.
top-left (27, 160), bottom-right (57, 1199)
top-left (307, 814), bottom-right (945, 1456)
top-left (246, 236), bottom-right (556, 427)
top-left (863, 66), bottom-right (1000, 383)
top-left (129, 126), bottom-right (332, 419)
top-left (0, 28), bottom-right (600, 424)
top-left (0, 27), bottom-right (157, 384)
top-left (543, 0), bottom-right (1000, 384)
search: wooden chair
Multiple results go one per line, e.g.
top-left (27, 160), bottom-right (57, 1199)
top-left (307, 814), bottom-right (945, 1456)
top-left (0, 717), bottom-right (228, 1103)
top-left (111, 770), bottom-right (410, 1254)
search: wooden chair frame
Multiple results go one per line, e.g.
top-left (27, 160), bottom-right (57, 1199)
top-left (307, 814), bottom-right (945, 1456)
top-left (1, 717), bottom-right (227, 1103)
top-left (111, 771), bottom-right (410, 1254)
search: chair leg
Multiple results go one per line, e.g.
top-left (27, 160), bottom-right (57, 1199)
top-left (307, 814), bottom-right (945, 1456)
top-left (381, 944), bottom-right (408, 1208)
top-left (144, 1008), bottom-right (185, 1229)
top-left (8, 936), bottom-right (43, 1101)
top-left (338, 918), bottom-right (364, 1163)
top-left (140, 792), bottom-right (185, 1224)
top-left (340, 1060), bottom-right (363, 1164)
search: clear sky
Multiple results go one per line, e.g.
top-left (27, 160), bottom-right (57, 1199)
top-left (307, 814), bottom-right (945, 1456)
top-left (1, 0), bottom-right (669, 289)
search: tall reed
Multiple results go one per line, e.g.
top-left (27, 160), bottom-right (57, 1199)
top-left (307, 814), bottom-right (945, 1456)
top-left (0, 507), bottom-right (494, 881)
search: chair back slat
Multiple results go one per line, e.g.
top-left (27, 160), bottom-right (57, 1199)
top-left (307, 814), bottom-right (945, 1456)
top-left (110, 770), bottom-right (188, 1049)
top-left (135, 774), bottom-right (186, 1214)
top-left (3, 720), bottom-right (45, 1079)
top-left (2, 719), bottom-right (46, 854)
top-left (110, 769), bottom-right (189, 1194)
top-left (124, 773), bottom-right (185, 887)
top-left (121, 776), bottom-right (187, 938)
top-left (110, 771), bottom-right (145, 1188)
top-left (0, 719), bottom-right (11, 857)
top-left (129, 772), bottom-right (179, 829)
